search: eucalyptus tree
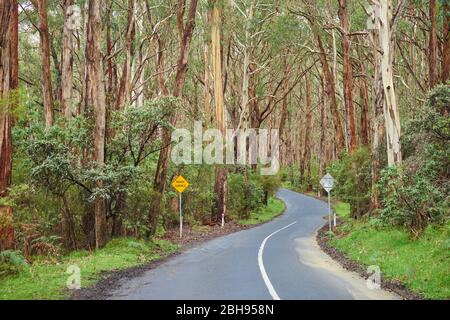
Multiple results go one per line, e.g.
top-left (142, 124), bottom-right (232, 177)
top-left (149, 0), bottom-right (199, 236)
top-left (31, 0), bottom-right (54, 128)
top-left (85, 0), bottom-right (108, 248)
top-left (61, 0), bottom-right (74, 120)
top-left (0, 0), bottom-right (18, 250)
top-left (211, 0), bottom-right (227, 223)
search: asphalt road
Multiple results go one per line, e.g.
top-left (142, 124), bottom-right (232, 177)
top-left (109, 189), bottom-right (398, 300)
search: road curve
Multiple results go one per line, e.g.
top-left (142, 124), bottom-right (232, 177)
top-left (108, 189), bottom-right (398, 300)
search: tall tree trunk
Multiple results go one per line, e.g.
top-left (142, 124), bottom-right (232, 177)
top-left (149, 0), bottom-right (198, 235)
top-left (239, 0), bottom-right (253, 131)
top-left (429, 0), bottom-right (437, 88)
top-left (316, 35), bottom-right (345, 152)
top-left (211, 2), bottom-right (227, 224)
top-left (86, 0), bottom-right (107, 249)
top-left (318, 73), bottom-right (326, 197)
top-left (338, 0), bottom-right (356, 152)
top-left (442, 1), bottom-right (449, 83)
top-left (204, 36), bottom-right (211, 122)
top-left (61, 0), bottom-right (74, 120)
top-left (77, 2), bottom-right (87, 116)
top-left (116, 0), bottom-right (135, 110)
top-left (278, 57), bottom-right (289, 142)
top-left (379, 0), bottom-right (402, 166)
top-left (203, 3), bottom-right (212, 122)
top-left (358, 44), bottom-right (370, 146)
top-left (370, 3), bottom-right (385, 211)
top-left (300, 74), bottom-right (312, 184)
top-left (32, 0), bottom-right (54, 128)
top-left (370, 88), bottom-right (384, 210)
top-left (359, 75), bottom-right (370, 146)
top-left (134, 2), bottom-right (145, 108)
top-left (105, 0), bottom-right (115, 108)
top-left (0, 0), bottom-right (18, 251)
top-left (370, 0), bottom-right (405, 209)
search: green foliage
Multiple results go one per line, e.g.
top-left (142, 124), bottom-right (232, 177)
top-left (239, 197), bottom-right (285, 225)
top-left (334, 201), bottom-right (351, 221)
top-left (227, 172), bottom-right (264, 220)
top-left (8, 96), bottom-right (178, 250)
top-left (2, 183), bottom-right (65, 238)
top-left (21, 117), bottom-right (90, 194)
top-left (254, 174), bottom-right (282, 203)
top-left (124, 182), bottom-right (157, 237)
top-left (109, 97), bottom-right (177, 166)
top-left (328, 147), bottom-right (372, 219)
top-left (176, 165), bottom-right (215, 225)
top-left (378, 165), bottom-right (448, 236)
top-left (378, 86), bottom-right (450, 236)
top-left (267, 14), bottom-right (304, 52)
top-left (0, 250), bottom-right (28, 278)
top-left (330, 220), bottom-right (450, 299)
top-left (280, 159), bottom-right (321, 193)
top-left (0, 238), bottom-right (178, 300)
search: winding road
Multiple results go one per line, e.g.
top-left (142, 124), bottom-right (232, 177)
top-left (109, 189), bottom-right (398, 300)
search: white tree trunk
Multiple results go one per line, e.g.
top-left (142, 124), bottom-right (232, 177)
top-left (378, 0), bottom-right (402, 166)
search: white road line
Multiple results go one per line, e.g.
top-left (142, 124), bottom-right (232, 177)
top-left (258, 221), bottom-right (297, 300)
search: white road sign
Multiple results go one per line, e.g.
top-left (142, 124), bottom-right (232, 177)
top-left (320, 173), bottom-right (336, 230)
top-left (320, 173), bottom-right (334, 193)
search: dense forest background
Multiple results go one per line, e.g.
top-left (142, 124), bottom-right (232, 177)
top-left (0, 0), bottom-right (448, 296)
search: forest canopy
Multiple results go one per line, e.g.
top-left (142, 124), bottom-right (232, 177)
top-left (0, 1), bottom-right (448, 293)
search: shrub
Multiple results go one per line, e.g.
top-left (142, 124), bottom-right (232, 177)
top-left (0, 250), bottom-right (28, 278)
top-left (377, 86), bottom-right (450, 237)
top-left (378, 165), bottom-right (448, 237)
top-left (177, 165), bottom-right (215, 225)
top-left (227, 173), bottom-right (264, 220)
top-left (282, 159), bottom-right (320, 193)
top-left (123, 182), bottom-right (156, 238)
top-left (328, 147), bottom-right (372, 219)
top-left (254, 174), bottom-right (282, 205)
top-left (9, 97), bottom-right (175, 248)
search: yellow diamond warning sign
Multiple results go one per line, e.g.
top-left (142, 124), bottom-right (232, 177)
top-left (172, 175), bottom-right (189, 193)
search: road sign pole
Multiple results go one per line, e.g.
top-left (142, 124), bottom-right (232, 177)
top-left (320, 173), bottom-right (335, 232)
top-left (328, 191), bottom-right (332, 232)
top-left (179, 192), bottom-right (182, 239)
top-left (172, 175), bottom-right (189, 239)
top-left (332, 190), bottom-right (336, 227)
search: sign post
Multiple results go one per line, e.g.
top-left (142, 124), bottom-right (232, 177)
top-left (179, 192), bottom-right (182, 239)
top-left (320, 173), bottom-right (335, 232)
top-left (172, 175), bottom-right (190, 239)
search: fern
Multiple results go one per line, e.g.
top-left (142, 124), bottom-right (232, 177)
top-left (0, 250), bottom-right (28, 267)
top-left (0, 250), bottom-right (28, 278)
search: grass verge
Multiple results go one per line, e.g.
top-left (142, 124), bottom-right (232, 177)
top-left (239, 197), bottom-right (285, 225)
top-left (333, 201), bottom-right (350, 220)
top-left (0, 238), bottom-right (178, 300)
top-left (329, 203), bottom-right (450, 299)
